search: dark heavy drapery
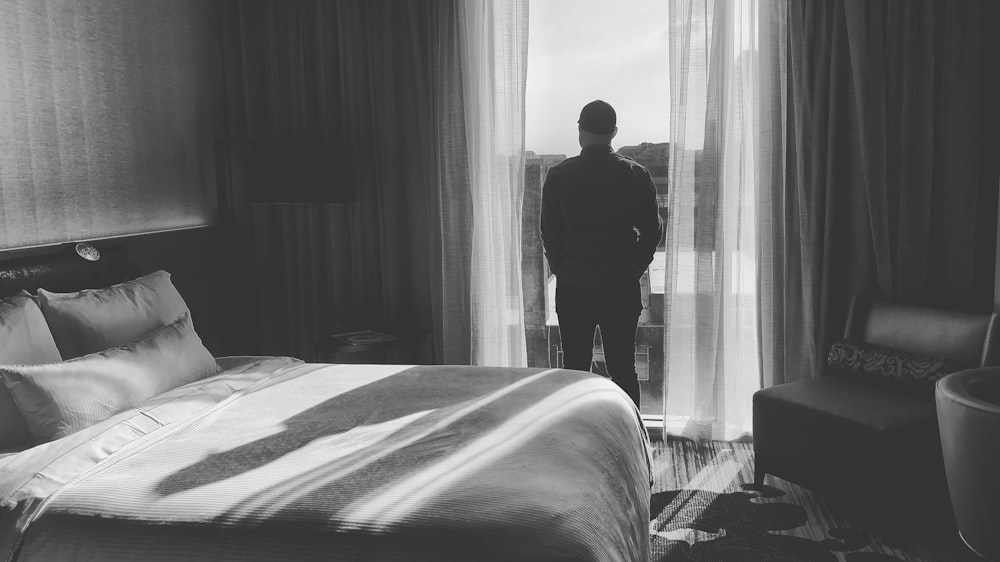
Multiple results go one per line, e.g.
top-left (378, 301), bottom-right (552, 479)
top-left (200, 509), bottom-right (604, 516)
top-left (218, 1), bottom-right (473, 362)
top-left (758, 0), bottom-right (1000, 387)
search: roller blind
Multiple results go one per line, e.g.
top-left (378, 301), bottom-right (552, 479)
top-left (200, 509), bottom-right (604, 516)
top-left (0, 0), bottom-right (221, 250)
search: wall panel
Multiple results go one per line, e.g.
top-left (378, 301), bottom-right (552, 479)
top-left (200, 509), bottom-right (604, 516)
top-left (0, 0), bottom-right (222, 249)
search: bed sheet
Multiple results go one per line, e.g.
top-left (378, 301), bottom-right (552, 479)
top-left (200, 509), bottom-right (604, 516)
top-left (0, 359), bottom-right (651, 561)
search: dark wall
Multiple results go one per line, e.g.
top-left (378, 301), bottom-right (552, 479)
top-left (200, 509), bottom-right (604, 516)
top-left (0, 226), bottom-right (224, 356)
top-left (118, 228), bottom-right (223, 355)
top-left (0, 1), bottom-right (226, 353)
top-left (0, 0), bottom-right (223, 249)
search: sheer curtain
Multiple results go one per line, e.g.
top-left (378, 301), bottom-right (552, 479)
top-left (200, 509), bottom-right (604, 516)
top-left (458, 1), bottom-right (530, 367)
top-left (663, 0), bottom-right (766, 440)
top-left (662, 0), bottom-right (997, 439)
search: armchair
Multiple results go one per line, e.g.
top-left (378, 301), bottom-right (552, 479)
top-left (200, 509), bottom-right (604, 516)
top-left (752, 295), bottom-right (999, 527)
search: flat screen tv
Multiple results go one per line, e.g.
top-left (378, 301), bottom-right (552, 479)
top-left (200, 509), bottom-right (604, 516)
top-left (217, 138), bottom-right (356, 204)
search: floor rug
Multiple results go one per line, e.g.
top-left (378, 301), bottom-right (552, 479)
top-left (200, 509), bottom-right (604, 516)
top-left (648, 438), bottom-right (979, 561)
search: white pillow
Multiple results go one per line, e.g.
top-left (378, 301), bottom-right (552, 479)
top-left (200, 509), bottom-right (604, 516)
top-left (0, 291), bottom-right (63, 450)
top-left (0, 291), bottom-right (62, 365)
top-left (37, 270), bottom-right (189, 360)
top-left (1, 312), bottom-right (219, 444)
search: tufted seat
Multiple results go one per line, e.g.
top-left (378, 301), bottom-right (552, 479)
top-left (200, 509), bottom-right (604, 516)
top-left (936, 368), bottom-right (1000, 560)
top-left (753, 295), bottom-right (999, 528)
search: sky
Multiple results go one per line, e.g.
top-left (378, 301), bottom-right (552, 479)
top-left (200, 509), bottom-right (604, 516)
top-left (525, 0), bottom-right (670, 157)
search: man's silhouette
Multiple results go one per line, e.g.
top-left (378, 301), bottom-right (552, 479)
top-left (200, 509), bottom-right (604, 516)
top-left (540, 100), bottom-right (663, 407)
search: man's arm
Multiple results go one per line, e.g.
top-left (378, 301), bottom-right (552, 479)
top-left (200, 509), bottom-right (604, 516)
top-left (633, 169), bottom-right (663, 275)
top-left (539, 170), bottom-right (565, 276)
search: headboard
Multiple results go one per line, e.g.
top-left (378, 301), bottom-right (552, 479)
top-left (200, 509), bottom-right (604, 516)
top-left (0, 244), bottom-right (140, 298)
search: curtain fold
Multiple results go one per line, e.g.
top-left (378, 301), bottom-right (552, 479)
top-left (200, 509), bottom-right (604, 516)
top-left (458, 0), bottom-right (530, 367)
top-left (219, 1), bottom-right (378, 359)
top-left (425, 2), bottom-right (476, 367)
top-left (219, 1), bottom-right (468, 362)
top-left (758, 0), bottom-right (999, 388)
top-left (664, 0), bottom-right (998, 435)
top-left (218, 0), bottom-right (530, 365)
top-left (664, 0), bottom-right (762, 440)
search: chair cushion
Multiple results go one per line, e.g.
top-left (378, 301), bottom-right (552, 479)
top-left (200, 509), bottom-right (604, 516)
top-left (855, 299), bottom-right (993, 367)
top-left (753, 377), bottom-right (939, 489)
top-left (827, 339), bottom-right (962, 399)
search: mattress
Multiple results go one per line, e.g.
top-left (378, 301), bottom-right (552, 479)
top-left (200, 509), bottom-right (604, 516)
top-left (0, 357), bottom-right (651, 561)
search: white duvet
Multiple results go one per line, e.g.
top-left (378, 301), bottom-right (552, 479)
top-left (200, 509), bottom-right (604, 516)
top-left (0, 357), bottom-right (651, 561)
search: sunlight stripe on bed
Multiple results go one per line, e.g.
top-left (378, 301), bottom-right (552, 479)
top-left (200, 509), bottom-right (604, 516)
top-left (338, 378), bottom-right (633, 529)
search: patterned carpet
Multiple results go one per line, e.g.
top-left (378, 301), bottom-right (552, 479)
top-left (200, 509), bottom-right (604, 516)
top-left (649, 438), bottom-right (979, 561)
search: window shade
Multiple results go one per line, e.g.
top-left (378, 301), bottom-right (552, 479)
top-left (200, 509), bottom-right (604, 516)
top-left (0, 0), bottom-right (221, 250)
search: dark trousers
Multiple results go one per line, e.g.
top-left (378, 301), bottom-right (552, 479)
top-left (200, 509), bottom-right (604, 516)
top-left (555, 279), bottom-right (642, 407)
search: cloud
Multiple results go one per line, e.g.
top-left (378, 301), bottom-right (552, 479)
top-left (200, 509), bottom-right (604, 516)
top-left (525, 0), bottom-right (670, 155)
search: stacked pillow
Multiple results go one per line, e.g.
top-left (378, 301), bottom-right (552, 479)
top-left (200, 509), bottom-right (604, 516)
top-left (0, 292), bottom-right (63, 450)
top-left (0, 271), bottom-right (220, 448)
top-left (37, 270), bottom-right (190, 360)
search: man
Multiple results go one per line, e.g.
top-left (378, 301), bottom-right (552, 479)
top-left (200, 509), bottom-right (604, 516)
top-left (540, 100), bottom-right (663, 407)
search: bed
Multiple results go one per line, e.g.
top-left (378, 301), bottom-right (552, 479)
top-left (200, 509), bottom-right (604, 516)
top-left (0, 244), bottom-right (652, 561)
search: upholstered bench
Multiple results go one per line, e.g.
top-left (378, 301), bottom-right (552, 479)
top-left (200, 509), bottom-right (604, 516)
top-left (752, 295), bottom-right (999, 527)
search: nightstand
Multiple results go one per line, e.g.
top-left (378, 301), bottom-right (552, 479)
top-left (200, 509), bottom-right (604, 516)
top-left (314, 328), bottom-right (435, 364)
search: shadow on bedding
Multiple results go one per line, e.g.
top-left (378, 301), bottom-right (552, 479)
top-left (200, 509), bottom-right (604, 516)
top-left (152, 366), bottom-right (586, 511)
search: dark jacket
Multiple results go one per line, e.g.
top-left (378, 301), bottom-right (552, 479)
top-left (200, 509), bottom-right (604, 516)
top-left (540, 144), bottom-right (663, 288)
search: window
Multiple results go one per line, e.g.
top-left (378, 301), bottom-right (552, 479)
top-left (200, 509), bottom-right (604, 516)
top-left (522, 0), bottom-right (669, 415)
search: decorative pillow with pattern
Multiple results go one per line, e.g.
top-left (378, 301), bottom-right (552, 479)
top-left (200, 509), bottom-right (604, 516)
top-left (826, 339), bottom-right (964, 398)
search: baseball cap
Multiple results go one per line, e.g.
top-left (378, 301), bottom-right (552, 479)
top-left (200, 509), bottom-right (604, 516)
top-left (578, 100), bottom-right (617, 135)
